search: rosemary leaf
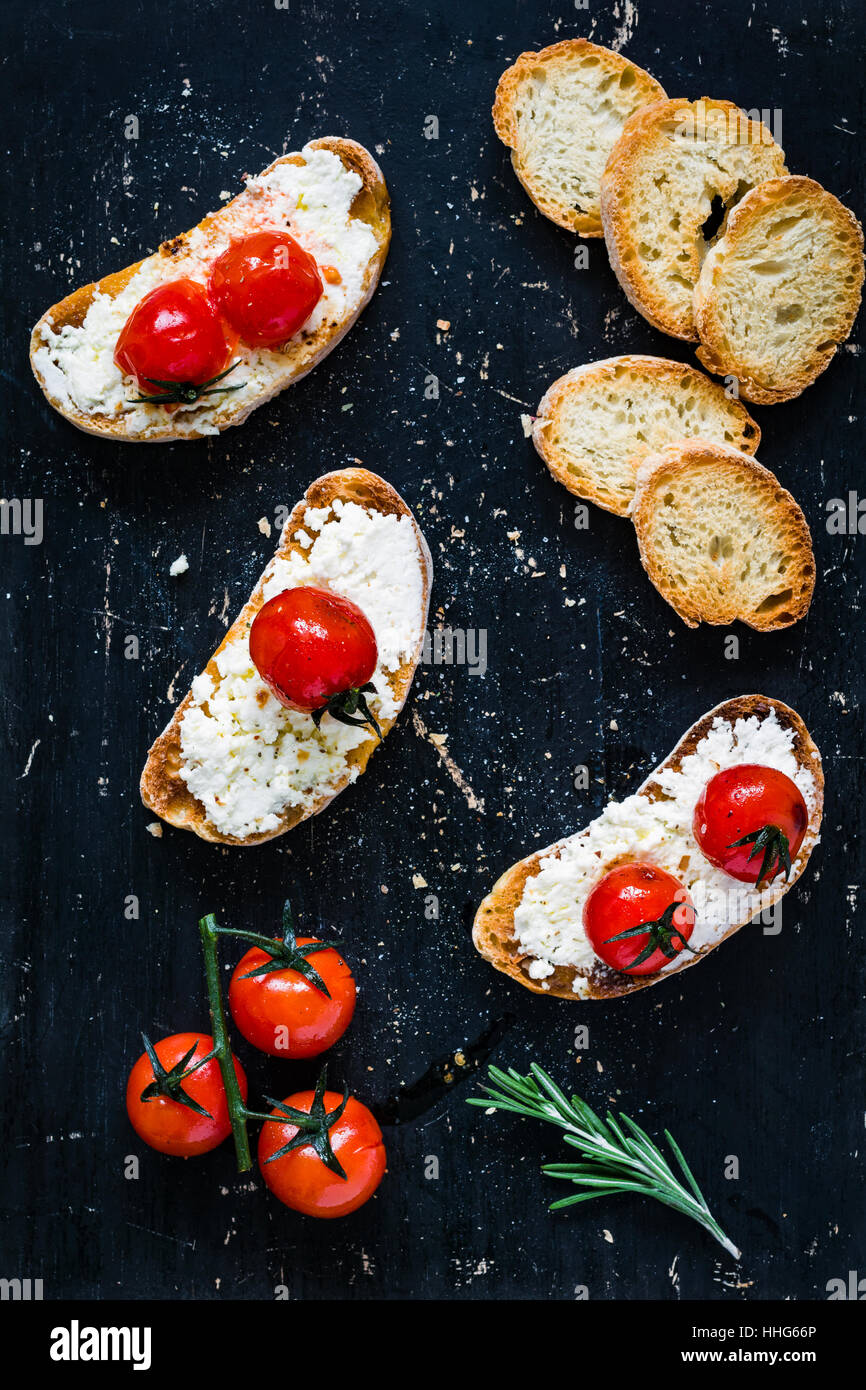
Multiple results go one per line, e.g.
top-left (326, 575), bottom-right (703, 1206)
top-left (468, 1063), bottom-right (740, 1260)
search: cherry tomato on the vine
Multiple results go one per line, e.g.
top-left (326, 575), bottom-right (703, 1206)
top-left (125, 1032), bottom-right (247, 1158)
top-left (258, 1082), bottom-right (386, 1218)
top-left (209, 231), bottom-right (323, 348)
top-left (229, 935), bottom-right (356, 1059)
top-left (693, 764), bottom-right (808, 885)
top-left (584, 863), bottom-right (696, 976)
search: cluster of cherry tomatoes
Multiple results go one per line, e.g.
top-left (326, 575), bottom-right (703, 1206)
top-left (584, 764), bottom-right (809, 976)
top-left (126, 907), bottom-right (386, 1219)
top-left (114, 230), bottom-right (324, 403)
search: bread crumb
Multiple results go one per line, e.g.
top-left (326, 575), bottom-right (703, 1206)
top-left (520, 413), bottom-right (533, 438)
top-left (169, 554), bottom-right (189, 577)
top-left (257, 516), bottom-right (272, 538)
top-left (436, 318), bottom-right (451, 331)
top-left (145, 822), bottom-right (163, 838)
top-left (412, 873), bottom-right (428, 889)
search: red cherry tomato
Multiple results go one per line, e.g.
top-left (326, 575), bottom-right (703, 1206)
top-left (209, 232), bottom-right (323, 347)
top-left (125, 1032), bottom-right (247, 1158)
top-left (258, 1087), bottom-right (386, 1218)
top-left (229, 936), bottom-right (356, 1058)
top-left (584, 863), bottom-right (696, 976)
top-left (250, 586), bottom-right (378, 715)
top-left (693, 764), bottom-right (808, 884)
top-left (114, 279), bottom-right (232, 392)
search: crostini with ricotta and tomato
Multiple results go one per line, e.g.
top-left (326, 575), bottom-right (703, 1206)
top-left (30, 138), bottom-right (390, 441)
top-left (141, 469), bottom-right (432, 844)
top-left (474, 696), bottom-right (822, 999)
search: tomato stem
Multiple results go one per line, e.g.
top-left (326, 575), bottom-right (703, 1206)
top-left (198, 913), bottom-right (253, 1173)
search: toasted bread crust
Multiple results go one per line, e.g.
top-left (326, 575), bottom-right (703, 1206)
top-left (693, 176), bottom-right (865, 404)
top-left (600, 98), bottom-right (786, 340)
top-left (533, 355), bottom-right (760, 515)
top-left (30, 138), bottom-right (391, 442)
top-left (473, 696), bottom-right (823, 1000)
top-left (630, 441), bottom-right (816, 630)
top-left (140, 469), bottom-right (432, 845)
top-left (493, 39), bottom-right (666, 237)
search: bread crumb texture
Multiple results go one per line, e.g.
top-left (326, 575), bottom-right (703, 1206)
top-left (631, 441), bottom-right (815, 630)
top-left (533, 355), bottom-right (759, 515)
top-left (694, 176), bottom-right (865, 403)
top-left (493, 39), bottom-right (666, 236)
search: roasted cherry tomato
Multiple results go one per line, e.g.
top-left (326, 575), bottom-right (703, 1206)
top-left (114, 279), bottom-right (235, 401)
top-left (258, 1074), bottom-right (386, 1218)
top-left (126, 1032), bottom-right (247, 1158)
top-left (584, 863), bottom-right (696, 976)
top-left (249, 586), bottom-right (381, 734)
top-left (209, 231), bottom-right (323, 347)
top-left (693, 764), bottom-right (808, 885)
top-left (229, 925), bottom-right (356, 1059)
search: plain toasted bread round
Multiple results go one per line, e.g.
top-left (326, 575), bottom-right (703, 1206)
top-left (600, 98), bottom-right (787, 339)
top-left (140, 469), bottom-right (432, 845)
top-left (472, 695), bottom-right (823, 1001)
top-left (533, 355), bottom-right (760, 516)
top-left (693, 176), bottom-right (865, 404)
top-left (630, 441), bottom-right (815, 630)
top-left (493, 39), bottom-right (666, 237)
top-left (30, 138), bottom-right (391, 442)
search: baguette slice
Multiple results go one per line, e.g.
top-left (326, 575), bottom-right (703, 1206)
top-left (493, 39), bottom-right (666, 237)
top-left (473, 696), bottom-right (822, 1001)
top-left (631, 441), bottom-right (815, 630)
top-left (694, 176), bottom-right (865, 404)
top-left (140, 469), bottom-right (432, 845)
top-left (30, 138), bottom-right (390, 442)
top-left (533, 355), bottom-right (760, 515)
top-left (600, 98), bottom-right (786, 339)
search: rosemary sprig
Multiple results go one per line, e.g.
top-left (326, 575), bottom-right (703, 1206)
top-left (468, 1063), bottom-right (740, 1260)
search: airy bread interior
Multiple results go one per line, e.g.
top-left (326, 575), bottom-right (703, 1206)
top-left (694, 176), bottom-right (865, 403)
top-left (493, 39), bottom-right (666, 236)
top-left (533, 356), bottom-right (760, 515)
top-left (631, 442), bottom-right (815, 630)
top-left (600, 98), bottom-right (787, 338)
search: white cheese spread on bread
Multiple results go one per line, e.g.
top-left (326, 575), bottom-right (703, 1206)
top-left (514, 711), bottom-right (820, 994)
top-left (178, 500), bottom-right (424, 839)
top-left (32, 147), bottom-right (379, 437)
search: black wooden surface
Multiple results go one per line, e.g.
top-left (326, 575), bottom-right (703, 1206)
top-left (2, 0), bottom-right (864, 1302)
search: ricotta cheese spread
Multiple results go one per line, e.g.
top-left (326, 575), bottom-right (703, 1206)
top-left (32, 146), bottom-right (380, 437)
top-left (178, 500), bottom-right (425, 840)
top-left (514, 711), bottom-right (819, 995)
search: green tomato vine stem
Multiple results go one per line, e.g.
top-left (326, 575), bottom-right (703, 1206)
top-left (198, 913), bottom-right (254, 1172)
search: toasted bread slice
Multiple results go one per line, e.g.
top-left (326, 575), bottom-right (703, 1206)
top-left (140, 469), bottom-right (432, 845)
top-left (493, 39), bottom-right (666, 237)
top-left (533, 355), bottom-right (760, 516)
top-left (693, 176), bottom-right (865, 404)
top-left (600, 98), bottom-right (786, 339)
top-left (473, 696), bottom-right (822, 1001)
top-left (630, 441), bottom-right (815, 630)
top-left (30, 138), bottom-right (390, 442)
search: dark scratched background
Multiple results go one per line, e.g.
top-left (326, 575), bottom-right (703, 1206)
top-left (1, 0), bottom-right (864, 1300)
